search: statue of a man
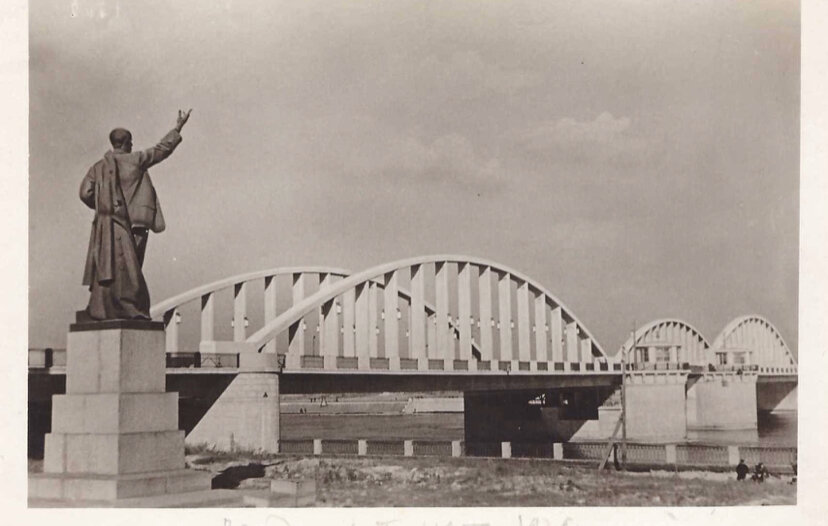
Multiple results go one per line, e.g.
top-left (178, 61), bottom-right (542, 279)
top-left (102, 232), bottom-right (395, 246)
top-left (79, 110), bottom-right (192, 320)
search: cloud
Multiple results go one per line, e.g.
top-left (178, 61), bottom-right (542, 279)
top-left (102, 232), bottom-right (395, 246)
top-left (287, 112), bottom-right (503, 186)
top-left (362, 132), bottom-right (503, 186)
top-left (517, 112), bottom-right (649, 164)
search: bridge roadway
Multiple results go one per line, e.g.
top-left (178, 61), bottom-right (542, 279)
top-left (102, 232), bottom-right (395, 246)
top-left (28, 344), bottom-right (797, 396)
top-left (28, 348), bottom-right (797, 458)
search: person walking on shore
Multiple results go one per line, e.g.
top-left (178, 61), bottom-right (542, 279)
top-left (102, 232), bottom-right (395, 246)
top-left (751, 462), bottom-right (769, 483)
top-left (736, 459), bottom-right (749, 481)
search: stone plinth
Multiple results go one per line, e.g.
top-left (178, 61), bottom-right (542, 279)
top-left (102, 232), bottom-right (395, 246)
top-left (30, 320), bottom-right (212, 504)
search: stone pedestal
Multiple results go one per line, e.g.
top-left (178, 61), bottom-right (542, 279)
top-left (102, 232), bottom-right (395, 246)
top-left (30, 320), bottom-right (212, 504)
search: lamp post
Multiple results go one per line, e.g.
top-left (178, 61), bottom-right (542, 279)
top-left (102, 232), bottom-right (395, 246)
top-left (620, 335), bottom-right (627, 470)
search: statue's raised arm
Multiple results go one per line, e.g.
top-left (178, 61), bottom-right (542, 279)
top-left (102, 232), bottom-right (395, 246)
top-left (175, 108), bottom-right (192, 133)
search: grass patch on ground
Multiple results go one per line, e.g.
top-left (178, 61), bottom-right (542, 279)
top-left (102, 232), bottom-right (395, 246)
top-left (185, 442), bottom-right (276, 464)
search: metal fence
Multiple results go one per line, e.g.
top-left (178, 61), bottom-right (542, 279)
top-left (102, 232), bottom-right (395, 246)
top-left (676, 444), bottom-right (729, 465)
top-left (366, 440), bottom-right (406, 456)
top-left (625, 443), bottom-right (667, 464)
top-left (464, 441), bottom-right (502, 457)
top-left (412, 440), bottom-right (453, 457)
top-left (562, 442), bottom-right (605, 460)
top-left (740, 446), bottom-right (797, 468)
top-left (322, 439), bottom-right (359, 455)
top-left (279, 439), bottom-right (314, 454)
top-left (512, 442), bottom-right (554, 459)
top-left (276, 438), bottom-right (796, 470)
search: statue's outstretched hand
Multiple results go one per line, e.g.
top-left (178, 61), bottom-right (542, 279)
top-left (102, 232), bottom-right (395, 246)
top-left (175, 109), bottom-right (192, 132)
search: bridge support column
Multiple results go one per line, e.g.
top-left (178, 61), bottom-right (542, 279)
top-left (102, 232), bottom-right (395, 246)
top-left (185, 354), bottom-right (281, 453)
top-left (686, 372), bottom-right (757, 430)
top-left (620, 372), bottom-right (689, 441)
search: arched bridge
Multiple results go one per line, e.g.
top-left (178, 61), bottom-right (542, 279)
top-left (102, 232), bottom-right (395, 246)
top-left (620, 317), bottom-right (796, 376)
top-left (28, 255), bottom-right (798, 453)
top-left (620, 319), bottom-right (711, 370)
top-left (710, 315), bottom-right (797, 374)
top-left (152, 255), bottom-right (615, 376)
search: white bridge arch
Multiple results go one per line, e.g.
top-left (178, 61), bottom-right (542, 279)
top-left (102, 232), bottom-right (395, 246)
top-left (710, 315), bottom-right (797, 374)
top-left (153, 255), bottom-right (613, 374)
top-left (619, 318), bottom-right (711, 370)
top-left (151, 265), bottom-right (482, 358)
top-left (245, 255), bottom-right (610, 373)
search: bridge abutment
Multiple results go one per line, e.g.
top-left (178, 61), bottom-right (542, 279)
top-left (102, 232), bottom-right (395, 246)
top-left (185, 358), bottom-right (280, 453)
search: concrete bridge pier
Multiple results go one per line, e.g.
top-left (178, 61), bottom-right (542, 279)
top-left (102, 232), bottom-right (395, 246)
top-left (686, 372), bottom-right (758, 430)
top-left (619, 372), bottom-right (689, 442)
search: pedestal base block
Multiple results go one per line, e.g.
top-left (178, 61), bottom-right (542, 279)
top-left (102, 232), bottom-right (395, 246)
top-left (29, 469), bottom-right (212, 501)
top-left (44, 430), bottom-right (185, 475)
top-left (51, 392), bottom-right (179, 434)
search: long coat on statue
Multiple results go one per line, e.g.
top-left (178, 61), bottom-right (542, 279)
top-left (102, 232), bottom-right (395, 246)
top-left (80, 152), bottom-right (151, 320)
top-left (79, 129), bottom-right (182, 320)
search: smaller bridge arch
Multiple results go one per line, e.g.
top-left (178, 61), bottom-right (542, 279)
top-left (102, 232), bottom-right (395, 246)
top-left (619, 319), bottom-right (710, 370)
top-left (151, 266), bottom-right (354, 354)
top-left (151, 265), bottom-right (478, 357)
top-left (711, 315), bottom-right (797, 374)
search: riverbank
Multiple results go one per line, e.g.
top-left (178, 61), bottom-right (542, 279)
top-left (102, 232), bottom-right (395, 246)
top-left (28, 451), bottom-right (796, 507)
top-left (189, 454), bottom-right (796, 506)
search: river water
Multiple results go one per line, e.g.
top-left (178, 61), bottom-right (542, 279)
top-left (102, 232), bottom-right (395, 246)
top-left (281, 410), bottom-right (797, 447)
top-left (689, 410), bottom-right (797, 446)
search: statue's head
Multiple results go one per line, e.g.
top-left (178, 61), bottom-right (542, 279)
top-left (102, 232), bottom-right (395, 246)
top-left (109, 128), bottom-right (133, 153)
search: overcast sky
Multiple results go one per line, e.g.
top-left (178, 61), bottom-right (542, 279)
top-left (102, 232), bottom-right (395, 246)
top-left (28, 0), bottom-right (799, 355)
